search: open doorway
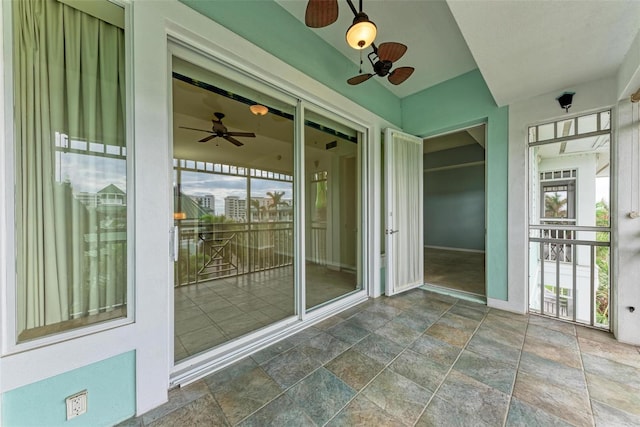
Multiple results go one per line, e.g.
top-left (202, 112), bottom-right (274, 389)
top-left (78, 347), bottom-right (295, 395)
top-left (422, 124), bottom-right (486, 300)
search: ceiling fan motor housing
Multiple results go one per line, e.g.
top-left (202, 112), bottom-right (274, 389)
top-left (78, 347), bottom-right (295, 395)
top-left (374, 60), bottom-right (393, 77)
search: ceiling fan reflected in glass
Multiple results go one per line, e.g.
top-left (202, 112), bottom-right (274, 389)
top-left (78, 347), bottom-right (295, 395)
top-left (179, 112), bottom-right (255, 147)
top-left (348, 42), bottom-right (414, 86)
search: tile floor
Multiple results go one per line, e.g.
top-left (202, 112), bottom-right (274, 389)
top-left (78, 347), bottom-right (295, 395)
top-left (175, 264), bottom-right (357, 362)
top-left (424, 248), bottom-right (486, 297)
top-left (125, 288), bottom-right (640, 426)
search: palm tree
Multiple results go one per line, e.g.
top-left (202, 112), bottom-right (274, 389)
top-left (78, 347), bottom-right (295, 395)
top-left (544, 192), bottom-right (567, 218)
top-left (250, 199), bottom-right (267, 222)
top-left (266, 191), bottom-right (286, 209)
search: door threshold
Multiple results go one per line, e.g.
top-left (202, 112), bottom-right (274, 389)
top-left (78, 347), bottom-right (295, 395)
top-left (420, 283), bottom-right (486, 304)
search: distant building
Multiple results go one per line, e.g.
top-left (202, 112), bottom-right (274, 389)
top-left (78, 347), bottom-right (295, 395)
top-left (97, 184), bottom-right (126, 207)
top-left (75, 184), bottom-right (126, 208)
top-left (224, 196), bottom-right (246, 221)
top-left (196, 195), bottom-right (215, 213)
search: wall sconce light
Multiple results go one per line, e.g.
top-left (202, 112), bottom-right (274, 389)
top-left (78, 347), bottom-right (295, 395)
top-left (173, 212), bottom-right (186, 220)
top-left (346, 12), bottom-right (377, 50)
top-left (249, 104), bottom-right (269, 116)
top-left (556, 92), bottom-right (575, 113)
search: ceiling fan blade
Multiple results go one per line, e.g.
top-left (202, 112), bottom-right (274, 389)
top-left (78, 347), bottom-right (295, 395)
top-left (305, 0), bottom-right (338, 28)
top-left (377, 42), bottom-right (407, 63)
top-left (179, 126), bottom-right (214, 134)
top-left (224, 136), bottom-right (244, 147)
top-left (388, 67), bottom-right (415, 85)
top-left (347, 74), bottom-right (374, 85)
top-left (198, 135), bottom-right (217, 143)
top-left (226, 132), bottom-right (256, 138)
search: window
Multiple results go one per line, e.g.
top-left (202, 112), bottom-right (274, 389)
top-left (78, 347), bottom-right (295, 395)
top-left (13, 0), bottom-right (128, 342)
top-left (540, 171), bottom-right (576, 221)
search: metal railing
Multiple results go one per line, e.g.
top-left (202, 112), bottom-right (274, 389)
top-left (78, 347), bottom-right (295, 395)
top-left (529, 224), bottom-right (610, 328)
top-left (175, 220), bottom-right (304, 286)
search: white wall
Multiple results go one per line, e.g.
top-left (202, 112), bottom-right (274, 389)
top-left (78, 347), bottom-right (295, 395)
top-left (614, 100), bottom-right (640, 345)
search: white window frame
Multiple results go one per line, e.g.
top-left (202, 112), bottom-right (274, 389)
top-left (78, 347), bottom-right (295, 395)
top-left (1, 0), bottom-right (135, 355)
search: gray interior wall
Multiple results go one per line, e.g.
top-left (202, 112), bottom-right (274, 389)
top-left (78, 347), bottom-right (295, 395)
top-left (424, 144), bottom-right (485, 251)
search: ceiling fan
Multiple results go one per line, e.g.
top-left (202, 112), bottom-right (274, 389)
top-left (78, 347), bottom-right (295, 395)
top-left (304, 0), bottom-right (415, 85)
top-left (179, 112), bottom-right (255, 147)
top-left (347, 42), bottom-right (415, 86)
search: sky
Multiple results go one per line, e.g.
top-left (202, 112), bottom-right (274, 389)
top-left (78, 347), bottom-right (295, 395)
top-left (57, 151), bottom-right (126, 193)
top-left (57, 152), bottom-right (293, 216)
top-left (179, 171), bottom-right (292, 215)
top-left (596, 177), bottom-right (610, 205)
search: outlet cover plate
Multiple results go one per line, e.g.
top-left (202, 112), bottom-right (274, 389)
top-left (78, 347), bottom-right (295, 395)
top-left (66, 390), bottom-right (88, 420)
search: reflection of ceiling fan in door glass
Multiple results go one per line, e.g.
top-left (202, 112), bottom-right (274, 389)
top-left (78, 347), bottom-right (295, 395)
top-left (179, 112), bottom-right (255, 147)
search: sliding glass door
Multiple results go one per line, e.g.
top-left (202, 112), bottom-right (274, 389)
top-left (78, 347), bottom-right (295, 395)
top-left (172, 57), bottom-right (296, 362)
top-left (304, 109), bottom-right (362, 310)
top-left (170, 53), bottom-right (368, 366)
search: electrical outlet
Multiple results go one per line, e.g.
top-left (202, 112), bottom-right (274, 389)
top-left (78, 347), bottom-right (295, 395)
top-left (66, 390), bottom-right (88, 420)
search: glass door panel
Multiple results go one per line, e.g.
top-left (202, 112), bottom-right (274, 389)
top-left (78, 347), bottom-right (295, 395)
top-left (172, 58), bottom-right (295, 363)
top-left (304, 110), bottom-right (362, 310)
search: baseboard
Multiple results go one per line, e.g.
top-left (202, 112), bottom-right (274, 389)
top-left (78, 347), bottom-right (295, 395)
top-left (424, 245), bottom-right (485, 254)
top-left (487, 297), bottom-right (526, 314)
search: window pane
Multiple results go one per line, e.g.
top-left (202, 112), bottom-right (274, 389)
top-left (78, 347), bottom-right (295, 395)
top-left (172, 59), bottom-right (295, 362)
top-left (556, 119), bottom-right (575, 137)
top-left (578, 114), bottom-right (598, 134)
top-left (538, 123), bottom-right (554, 141)
top-left (304, 110), bottom-right (362, 310)
top-left (544, 187), bottom-right (568, 218)
top-left (14, 0), bottom-right (127, 341)
top-left (600, 111), bottom-right (611, 130)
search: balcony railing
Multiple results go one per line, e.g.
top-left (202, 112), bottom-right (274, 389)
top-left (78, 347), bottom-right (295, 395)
top-left (175, 220), bottom-right (329, 287)
top-left (529, 224), bottom-right (610, 327)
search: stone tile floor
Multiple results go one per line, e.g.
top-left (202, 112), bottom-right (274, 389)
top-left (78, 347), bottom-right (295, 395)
top-left (175, 265), bottom-right (356, 362)
top-left (121, 288), bottom-right (640, 426)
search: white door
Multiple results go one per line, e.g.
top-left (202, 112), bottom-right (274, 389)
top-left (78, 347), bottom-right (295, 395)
top-left (385, 128), bottom-right (424, 296)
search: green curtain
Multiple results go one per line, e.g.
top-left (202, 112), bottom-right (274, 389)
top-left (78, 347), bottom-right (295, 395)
top-left (14, 0), bottom-right (126, 336)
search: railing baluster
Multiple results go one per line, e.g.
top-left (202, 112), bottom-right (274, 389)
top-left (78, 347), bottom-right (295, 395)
top-left (540, 240), bottom-right (545, 315)
top-left (590, 245), bottom-right (595, 326)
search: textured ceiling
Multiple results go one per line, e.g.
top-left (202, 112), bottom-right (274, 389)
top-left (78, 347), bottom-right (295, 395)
top-left (276, 0), bottom-right (478, 98)
top-left (276, 0), bottom-right (640, 105)
top-left (448, 0), bottom-right (640, 106)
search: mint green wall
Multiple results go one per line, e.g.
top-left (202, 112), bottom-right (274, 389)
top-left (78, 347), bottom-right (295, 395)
top-left (402, 70), bottom-right (509, 300)
top-left (178, 0), bottom-right (401, 126)
top-left (2, 351), bottom-right (136, 427)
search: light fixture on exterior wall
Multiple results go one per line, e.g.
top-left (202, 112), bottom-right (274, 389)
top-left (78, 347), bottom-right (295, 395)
top-left (556, 92), bottom-right (575, 113)
top-left (346, 12), bottom-right (377, 49)
top-left (249, 104), bottom-right (268, 116)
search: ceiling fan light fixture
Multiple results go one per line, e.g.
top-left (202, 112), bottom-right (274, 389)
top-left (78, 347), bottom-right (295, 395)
top-left (249, 104), bottom-right (269, 116)
top-left (346, 12), bottom-right (376, 50)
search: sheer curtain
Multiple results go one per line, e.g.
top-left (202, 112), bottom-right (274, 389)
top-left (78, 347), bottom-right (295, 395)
top-left (14, 0), bottom-right (126, 338)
